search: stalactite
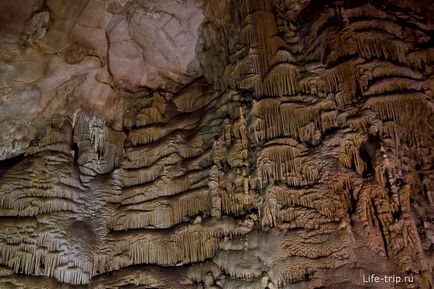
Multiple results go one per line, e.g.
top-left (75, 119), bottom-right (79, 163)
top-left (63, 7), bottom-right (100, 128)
top-left (173, 83), bottom-right (214, 113)
top-left (353, 33), bottom-right (409, 63)
top-left (256, 148), bottom-right (320, 188)
top-left (270, 49), bottom-right (296, 66)
top-left (340, 133), bottom-right (367, 175)
top-left (121, 169), bottom-right (209, 205)
top-left (364, 93), bottom-right (430, 125)
top-left (0, 0), bottom-right (432, 287)
top-left (110, 218), bottom-right (252, 268)
top-left (407, 48), bottom-right (434, 72)
top-left (262, 63), bottom-right (299, 96)
top-left (111, 188), bottom-right (211, 230)
top-left (120, 165), bottom-right (164, 187)
top-left (321, 60), bottom-right (359, 94)
top-left (349, 19), bottom-right (403, 39)
top-left (252, 98), bottom-right (335, 142)
top-left (343, 3), bottom-right (389, 20)
top-left (209, 165), bottom-right (223, 219)
top-left (231, 57), bottom-right (258, 90)
top-left (363, 77), bottom-right (428, 96)
top-left (204, 0), bottom-right (231, 28)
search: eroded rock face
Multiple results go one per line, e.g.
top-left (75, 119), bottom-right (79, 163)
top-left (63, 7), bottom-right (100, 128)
top-left (0, 0), bottom-right (433, 288)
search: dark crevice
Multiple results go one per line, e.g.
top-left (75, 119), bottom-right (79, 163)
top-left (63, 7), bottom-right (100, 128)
top-left (392, 210), bottom-right (402, 220)
top-left (72, 142), bottom-right (79, 163)
top-left (0, 153), bottom-right (26, 178)
top-left (359, 134), bottom-right (380, 178)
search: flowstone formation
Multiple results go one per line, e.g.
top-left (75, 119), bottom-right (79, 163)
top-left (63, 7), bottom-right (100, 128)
top-left (0, 0), bottom-right (433, 288)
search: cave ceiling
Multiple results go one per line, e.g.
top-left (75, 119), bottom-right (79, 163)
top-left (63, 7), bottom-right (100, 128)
top-left (0, 0), bottom-right (433, 288)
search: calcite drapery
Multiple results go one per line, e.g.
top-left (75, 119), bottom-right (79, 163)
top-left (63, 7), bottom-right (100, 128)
top-left (0, 0), bottom-right (433, 288)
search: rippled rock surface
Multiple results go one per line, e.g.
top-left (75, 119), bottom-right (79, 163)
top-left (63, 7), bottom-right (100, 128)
top-left (0, 0), bottom-right (433, 288)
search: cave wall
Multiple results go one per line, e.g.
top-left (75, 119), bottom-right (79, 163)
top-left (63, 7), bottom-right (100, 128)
top-left (0, 0), bottom-right (433, 288)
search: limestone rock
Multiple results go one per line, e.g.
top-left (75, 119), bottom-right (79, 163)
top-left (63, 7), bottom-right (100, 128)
top-left (0, 0), bottom-right (432, 288)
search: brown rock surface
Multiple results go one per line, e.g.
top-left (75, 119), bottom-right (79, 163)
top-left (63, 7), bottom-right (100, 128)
top-left (0, 0), bottom-right (433, 288)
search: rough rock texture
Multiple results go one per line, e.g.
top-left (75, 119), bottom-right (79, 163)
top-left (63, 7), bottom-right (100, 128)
top-left (0, 0), bottom-right (433, 288)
